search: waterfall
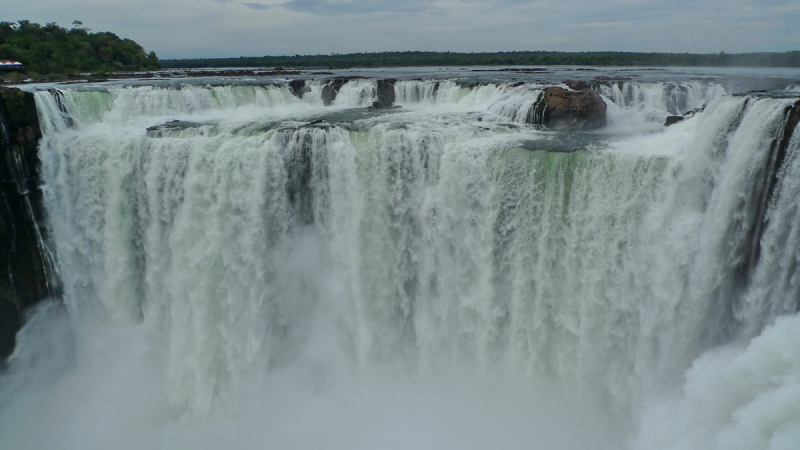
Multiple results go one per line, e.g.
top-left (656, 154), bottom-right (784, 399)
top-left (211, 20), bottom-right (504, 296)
top-left (0, 76), bottom-right (798, 450)
top-left (596, 81), bottom-right (727, 131)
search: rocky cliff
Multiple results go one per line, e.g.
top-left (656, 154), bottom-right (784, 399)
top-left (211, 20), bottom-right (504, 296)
top-left (527, 87), bottom-right (608, 130)
top-left (0, 87), bottom-right (54, 360)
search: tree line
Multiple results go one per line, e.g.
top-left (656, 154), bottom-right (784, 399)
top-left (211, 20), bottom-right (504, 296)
top-left (0, 20), bottom-right (160, 76)
top-left (162, 50), bottom-right (800, 69)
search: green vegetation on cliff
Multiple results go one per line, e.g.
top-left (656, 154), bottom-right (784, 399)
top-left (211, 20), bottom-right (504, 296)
top-left (162, 50), bottom-right (800, 69)
top-left (0, 20), bottom-right (159, 75)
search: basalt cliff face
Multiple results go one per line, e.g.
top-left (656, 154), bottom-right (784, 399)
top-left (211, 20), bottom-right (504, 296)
top-left (0, 87), bottom-right (54, 360)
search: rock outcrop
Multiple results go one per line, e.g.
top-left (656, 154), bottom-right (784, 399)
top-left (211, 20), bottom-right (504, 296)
top-left (0, 87), bottom-right (55, 359)
top-left (528, 87), bottom-right (607, 130)
top-left (146, 119), bottom-right (210, 137)
top-left (664, 115), bottom-right (685, 126)
top-left (288, 79), bottom-right (308, 99)
top-left (740, 100), bottom-right (800, 273)
top-left (321, 78), bottom-right (352, 106)
top-left (320, 77), bottom-right (398, 108)
top-left (664, 105), bottom-right (706, 127)
top-left (371, 78), bottom-right (397, 108)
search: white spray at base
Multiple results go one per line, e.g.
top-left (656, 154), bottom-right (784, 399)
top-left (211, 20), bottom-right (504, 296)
top-left (0, 80), bottom-right (798, 450)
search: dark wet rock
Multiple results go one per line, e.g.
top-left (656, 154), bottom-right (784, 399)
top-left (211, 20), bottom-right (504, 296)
top-left (664, 105), bottom-right (706, 127)
top-left (321, 78), bottom-right (352, 106)
top-left (320, 76), bottom-right (377, 106)
top-left (688, 105), bottom-right (706, 116)
top-left (741, 100), bottom-right (800, 274)
top-left (528, 87), bottom-right (607, 130)
top-left (665, 115), bottom-right (685, 126)
top-left (0, 87), bottom-right (55, 359)
top-left (146, 120), bottom-right (208, 137)
top-left (302, 119), bottom-right (334, 128)
top-left (786, 101), bottom-right (800, 136)
top-left (321, 84), bottom-right (336, 106)
top-left (289, 79), bottom-right (308, 99)
top-left (376, 78), bottom-right (396, 108)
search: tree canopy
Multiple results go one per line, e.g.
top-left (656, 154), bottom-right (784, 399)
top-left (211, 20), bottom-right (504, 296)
top-left (162, 50), bottom-right (800, 69)
top-left (0, 20), bottom-right (160, 74)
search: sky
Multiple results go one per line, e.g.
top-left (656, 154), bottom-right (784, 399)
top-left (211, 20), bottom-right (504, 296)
top-left (5, 0), bottom-right (800, 59)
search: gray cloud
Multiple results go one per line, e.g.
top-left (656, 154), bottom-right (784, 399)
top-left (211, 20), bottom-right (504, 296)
top-left (279, 0), bottom-right (434, 15)
top-left (4, 0), bottom-right (799, 58)
top-left (242, 2), bottom-right (270, 10)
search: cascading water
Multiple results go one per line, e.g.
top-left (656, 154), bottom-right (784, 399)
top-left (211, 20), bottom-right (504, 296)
top-left (0, 73), bottom-right (799, 450)
top-left (596, 81), bottom-right (727, 131)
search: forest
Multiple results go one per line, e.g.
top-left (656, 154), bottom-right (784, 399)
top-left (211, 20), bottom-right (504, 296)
top-left (162, 50), bottom-right (800, 69)
top-left (0, 20), bottom-right (160, 76)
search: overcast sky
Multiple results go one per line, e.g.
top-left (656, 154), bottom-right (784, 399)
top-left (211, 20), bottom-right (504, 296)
top-left (6, 0), bottom-right (800, 59)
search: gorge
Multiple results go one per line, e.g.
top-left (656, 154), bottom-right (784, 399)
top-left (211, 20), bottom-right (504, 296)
top-left (1, 67), bottom-right (799, 450)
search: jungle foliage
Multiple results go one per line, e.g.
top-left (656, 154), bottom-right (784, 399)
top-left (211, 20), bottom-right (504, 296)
top-left (162, 50), bottom-right (800, 69)
top-left (0, 20), bottom-right (160, 75)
